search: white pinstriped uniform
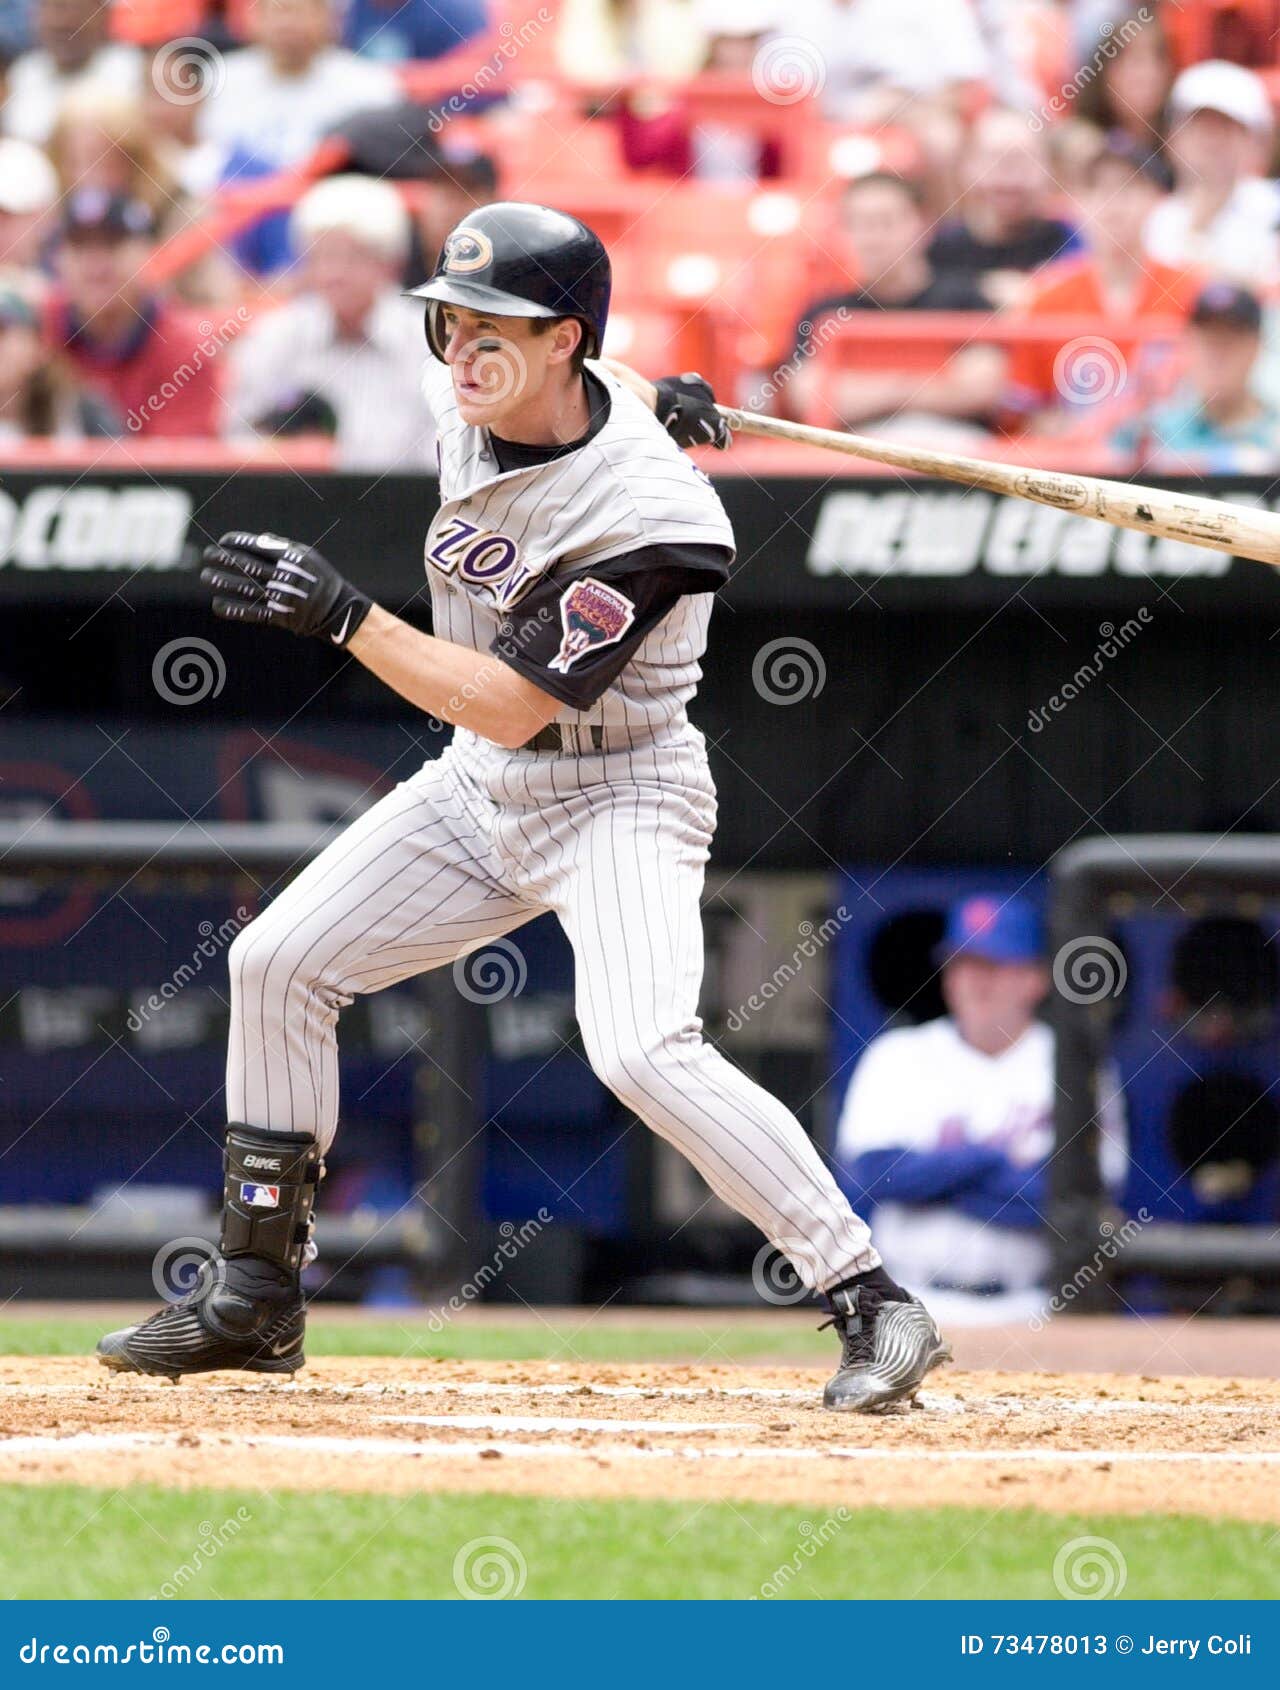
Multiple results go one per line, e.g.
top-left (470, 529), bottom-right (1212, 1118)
top-left (225, 363), bottom-right (877, 1292)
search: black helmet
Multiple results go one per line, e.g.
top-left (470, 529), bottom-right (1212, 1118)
top-left (407, 201), bottom-right (611, 361)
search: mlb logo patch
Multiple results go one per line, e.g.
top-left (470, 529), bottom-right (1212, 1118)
top-left (240, 1183), bottom-right (280, 1209)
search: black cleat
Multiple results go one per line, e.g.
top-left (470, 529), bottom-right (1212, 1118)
top-left (822, 1286), bottom-right (951, 1413)
top-left (97, 1261), bottom-right (306, 1380)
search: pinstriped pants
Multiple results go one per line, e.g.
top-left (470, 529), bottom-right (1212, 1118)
top-left (225, 728), bottom-right (878, 1292)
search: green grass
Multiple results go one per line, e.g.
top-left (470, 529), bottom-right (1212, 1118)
top-left (2, 1485), bottom-right (1273, 1600)
top-left (0, 1312), bottom-right (830, 1365)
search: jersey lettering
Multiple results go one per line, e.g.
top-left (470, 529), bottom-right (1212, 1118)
top-left (426, 518), bottom-right (519, 590)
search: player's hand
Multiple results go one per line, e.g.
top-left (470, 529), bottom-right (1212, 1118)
top-left (200, 532), bottom-right (372, 647)
top-left (654, 372), bottom-right (730, 450)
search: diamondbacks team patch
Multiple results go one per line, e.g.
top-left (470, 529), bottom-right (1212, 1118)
top-left (240, 1183), bottom-right (280, 1209)
top-left (549, 579), bottom-right (635, 673)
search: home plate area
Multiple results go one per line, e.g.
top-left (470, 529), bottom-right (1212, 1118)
top-left (2, 1355), bottom-right (1279, 1522)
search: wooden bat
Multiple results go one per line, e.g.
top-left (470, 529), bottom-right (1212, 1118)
top-left (716, 406), bottom-right (1280, 568)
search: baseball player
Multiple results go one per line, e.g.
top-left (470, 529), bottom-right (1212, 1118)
top-left (98, 203), bottom-right (949, 1412)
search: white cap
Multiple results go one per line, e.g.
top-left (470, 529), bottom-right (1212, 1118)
top-left (0, 139), bottom-right (59, 216)
top-left (291, 174), bottom-right (410, 265)
top-left (1170, 59), bottom-right (1273, 133)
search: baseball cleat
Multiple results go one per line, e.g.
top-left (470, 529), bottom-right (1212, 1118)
top-left (97, 1261), bottom-right (306, 1380)
top-left (821, 1285), bottom-right (951, 1413)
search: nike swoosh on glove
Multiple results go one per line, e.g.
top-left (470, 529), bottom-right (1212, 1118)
top-left (653, 372), bottom-right (731, 449)
top-left (200, 532), bottom-right (372, 647)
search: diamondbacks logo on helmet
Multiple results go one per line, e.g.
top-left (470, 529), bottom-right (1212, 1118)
top-left (444, 227), bottom-right (494, 274)
top-left (549, 579), bottom-right (635, 672)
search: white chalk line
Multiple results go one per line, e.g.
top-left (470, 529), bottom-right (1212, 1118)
top-left (1, 1430), bottom-right (1279, 1466)
top-left (373, 1414), bottom-right (751, 1434)
top-left (2, 1379), bottom-right (1275, 1419)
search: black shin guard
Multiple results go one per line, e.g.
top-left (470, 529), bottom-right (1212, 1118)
top-left (204, 1126), bottom-right (324, 1334)
top-left (221, 1124), bottom-right (324, 1274)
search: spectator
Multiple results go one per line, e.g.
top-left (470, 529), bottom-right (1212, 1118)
top-left (928, 108), bottom-right (1078, 309)
top-left (0, 273), bottom-right (120, 438)
top-left (2, 0), bottom-right (141, 144)
top-left (618, 0), bottom-right (784, 180)
top-left (49, 87), bottom-right (179, 227)
top-left (0, 134), bottom-right (59, 268)
top-left (1144, 60), bottom-right (1280, 290)
top-left (48, 189), bottom-right (224, 436)
top-left (555, 0), bottom-right (707, 86)
top-left (780, 0), bottom-right (991, 124)
top-left (1112, 283), bottom-right (1280, 474)
top-left (405, 145), bottom-right (498, 286)
top-left (197, 0), bottom-right (399, 178)
top-left (343, 0), bottom-right (489, 62)
top-left (1005, 137), bottom-right (1200, 432)
top-left (225, 175), bottom-right (433, 471)
top-left (139, 39), bottom-right (224, 200)
top-left (790, 172), bottom-right (1004, 432)
top-left (836, 895), bottom-right (1125, 1312)
top-left (1068, 7), bottom-right (1173, 183)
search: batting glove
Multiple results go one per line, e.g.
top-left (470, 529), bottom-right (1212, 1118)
top-left (654, 372), bottom-right (731, 450)
top-left (200, 532), bottom-right (372, 648)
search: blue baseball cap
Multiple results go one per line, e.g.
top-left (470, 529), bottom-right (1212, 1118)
top-left (936, 894), bottom-right (1045, 965)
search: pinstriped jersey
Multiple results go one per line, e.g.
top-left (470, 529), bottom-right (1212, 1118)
top-left (420, 357), bottom-right (735, 747)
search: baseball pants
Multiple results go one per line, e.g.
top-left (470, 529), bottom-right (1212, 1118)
top-left (225, 729), bottom-right (878, 1292)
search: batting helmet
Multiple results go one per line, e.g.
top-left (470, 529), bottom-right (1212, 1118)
top-left (407, 201), bottom-right (611, 361)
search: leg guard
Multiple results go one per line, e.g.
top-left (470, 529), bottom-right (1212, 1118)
top-left (222, 1124), bottom-right (324, 1273)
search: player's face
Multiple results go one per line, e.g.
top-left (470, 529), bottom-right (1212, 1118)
top-left (437, 304), bottom-right (578, 428)
top-left (942, 955), bottom-right (1049, 1049)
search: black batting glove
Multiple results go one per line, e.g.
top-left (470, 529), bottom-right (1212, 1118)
top-left (200, 532), bottom-right (372, 647)
top-left (654, 372), bottom-right (731, 450)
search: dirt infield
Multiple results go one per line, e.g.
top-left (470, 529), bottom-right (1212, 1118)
top-left (3, 1332), bottom-right (1279, 1521)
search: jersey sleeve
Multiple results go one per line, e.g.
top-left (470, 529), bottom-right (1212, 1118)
top-left (489, 541), bottom-right (732, 709)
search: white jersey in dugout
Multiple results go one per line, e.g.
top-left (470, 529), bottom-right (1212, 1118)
top-left (420, 357), bottom-right (735, 751)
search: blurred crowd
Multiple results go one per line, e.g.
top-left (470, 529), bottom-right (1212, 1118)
top-left (3, 0), bottom-right (1280, 472)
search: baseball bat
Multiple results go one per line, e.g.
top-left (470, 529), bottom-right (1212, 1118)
top-left (717, 406), bottom-right (1280, 568)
